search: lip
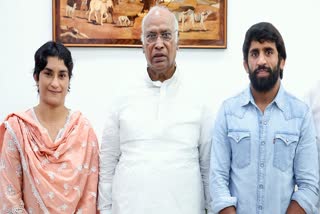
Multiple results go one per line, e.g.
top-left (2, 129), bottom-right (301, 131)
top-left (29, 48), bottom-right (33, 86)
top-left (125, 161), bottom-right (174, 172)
top-left (152, 53), bottom-right (166, 62)
top-left (256, 69), bottom-right (269, 77)
top-left (48, 90), bottom-right (61, 94)
top-left (153, 53), bottom-right (165, 57)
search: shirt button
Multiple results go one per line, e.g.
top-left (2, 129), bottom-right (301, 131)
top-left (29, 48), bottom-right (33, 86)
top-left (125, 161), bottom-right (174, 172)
top-left (259, 184), bottom-right (263, 189)
top-left (261, 141), bottom-right (265, 145)
top-left (260, 163), bottom-right (264, 168)
top-left (258, 205), bottom-right (263, 210)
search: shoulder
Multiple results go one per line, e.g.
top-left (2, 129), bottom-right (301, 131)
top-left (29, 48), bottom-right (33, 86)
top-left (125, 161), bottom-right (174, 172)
top-left (277, 90), bottom-right (310, 120)
top-left (3, 109), bottom-right (33, 128)
top-left (70, 110), bottom-right (93, 127)
top-left (305, 80), bottom-right (320, 108)
top-left (221, 89), bottom-right (247, 113)
top-left (282, 90), bottom-right (310, 118)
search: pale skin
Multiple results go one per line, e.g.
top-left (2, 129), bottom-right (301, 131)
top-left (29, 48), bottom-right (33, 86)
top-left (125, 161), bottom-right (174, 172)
top-left (33, 56), bottom-right (70, 142)
top-left (142, 7), bottom-right (178, 82)
top-left (221, 41), bottom-right (305, 214)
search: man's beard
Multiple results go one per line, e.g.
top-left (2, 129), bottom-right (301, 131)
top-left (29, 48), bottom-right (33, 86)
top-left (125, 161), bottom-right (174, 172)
top-left (249, 62), bottom-right (280, 92)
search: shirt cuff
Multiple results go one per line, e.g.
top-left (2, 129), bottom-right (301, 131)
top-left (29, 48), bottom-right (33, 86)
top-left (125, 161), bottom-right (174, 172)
top-left (292, 191), bottom-right (318, 214)
top-left (211, 196), bottom-right (237, 213)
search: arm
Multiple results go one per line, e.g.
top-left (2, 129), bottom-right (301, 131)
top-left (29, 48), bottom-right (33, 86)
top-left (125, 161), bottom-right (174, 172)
top-left (0, 122), bottom-right (27, 213)
top-left (286, 200), bottom-right (306, 214)
top-left (290, 109), bottom-right (319, 214)
top-left (98, 105), bottom-right (121, 214)
top-left (198, 104), bottom-right (215, 214)
top-left (304, 86), bottom-right (320, 211)
top-left (76, 126), bottom-right (100, 212)
top-left (209, 104), bottom-right (237, 213)
top-left (219, 206), bottom-right (236, 214)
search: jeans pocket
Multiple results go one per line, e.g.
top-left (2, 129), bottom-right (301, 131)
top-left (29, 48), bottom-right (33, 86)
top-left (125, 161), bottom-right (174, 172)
top-left (273, 133), bottom-right (298, 172)
top-left (228, 131), bottom-right (251, 169)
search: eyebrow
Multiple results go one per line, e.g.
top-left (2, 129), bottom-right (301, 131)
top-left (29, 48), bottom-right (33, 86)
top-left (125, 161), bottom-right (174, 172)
top-left (264, 47), bottom-right (274, 52)
top-left (250, 47), bottom-right (274, 53)
top-left (44, 67), bottom-right (68, 73)
top-left (147, 30), bottom-right (171, 33)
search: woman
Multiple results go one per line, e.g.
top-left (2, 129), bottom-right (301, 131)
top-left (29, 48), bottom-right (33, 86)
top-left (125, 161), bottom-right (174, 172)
top-left (0, 41), bottom-right (99, 213)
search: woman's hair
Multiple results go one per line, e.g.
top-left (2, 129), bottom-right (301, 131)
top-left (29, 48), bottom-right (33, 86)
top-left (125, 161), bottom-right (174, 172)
top-left (33, 41), bottom-right (73, 81)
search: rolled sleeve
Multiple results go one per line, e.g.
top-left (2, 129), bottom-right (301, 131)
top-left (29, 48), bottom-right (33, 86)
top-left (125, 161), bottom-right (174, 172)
top-left (209, 104), bottom-right (237, 213)
top-left (291, 109), bottom-right (319, 213)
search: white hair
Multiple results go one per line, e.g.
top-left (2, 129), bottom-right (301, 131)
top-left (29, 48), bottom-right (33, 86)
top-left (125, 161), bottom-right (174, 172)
top-left (140, 6), bottom-right (179, 45)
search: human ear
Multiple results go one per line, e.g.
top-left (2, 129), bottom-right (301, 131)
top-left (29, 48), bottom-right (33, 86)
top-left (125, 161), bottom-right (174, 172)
top-left (33, 74), bottom-right (39, 82)
top-left (280, 59), bottom-right (285, 70)
top-left (243, 61), bottom-right (249, 73)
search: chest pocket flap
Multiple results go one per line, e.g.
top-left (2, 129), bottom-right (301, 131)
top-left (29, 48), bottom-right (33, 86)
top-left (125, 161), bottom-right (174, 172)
top-left (273, 133), bottom-right (299, 171)
top-left (228, 131), bottom-right (251, 168)
top-left (228, 131), bottom-right (250, 143)
top-left (275, 133), bottom-right (299, 145)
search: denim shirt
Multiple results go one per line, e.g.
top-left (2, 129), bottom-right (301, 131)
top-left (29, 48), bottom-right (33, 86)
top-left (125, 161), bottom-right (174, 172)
top-left (210, 85), bottom-right (319, 214)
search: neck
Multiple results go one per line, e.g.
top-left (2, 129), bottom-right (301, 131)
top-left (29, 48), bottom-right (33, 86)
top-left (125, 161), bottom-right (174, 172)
top-left (34, 103), bottom-right (68, 123)
top-left (251, 79), bottom-right (280, 113)
top-left (147, 65), bottom-right (176, 82)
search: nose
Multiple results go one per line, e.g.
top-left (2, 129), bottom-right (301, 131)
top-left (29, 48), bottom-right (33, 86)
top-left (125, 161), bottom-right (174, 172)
top-left (257, 54), bottom-right (267, 65)
top-left (50, 76), bottom-right (59, 88)
top-left (154, 37), bottom-right (164, 49)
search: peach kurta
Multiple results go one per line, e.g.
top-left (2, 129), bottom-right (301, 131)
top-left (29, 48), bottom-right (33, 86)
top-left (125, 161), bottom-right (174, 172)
top-left (0, 109), bottom-right (99, 213)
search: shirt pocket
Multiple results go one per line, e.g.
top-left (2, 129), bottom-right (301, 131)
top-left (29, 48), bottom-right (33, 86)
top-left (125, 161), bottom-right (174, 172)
top-left (273, 133), bottom-right (299, 172)
top-left (228, 131), bottom-right (251, 169)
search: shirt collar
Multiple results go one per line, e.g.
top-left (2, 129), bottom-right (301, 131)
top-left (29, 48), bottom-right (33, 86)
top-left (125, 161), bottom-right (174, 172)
top-left (144, 66), bottom-right (180, 88)
top-left (241, 83), bottom-right (286, 112)
top-left (272, 84), bottom-right (287, 112)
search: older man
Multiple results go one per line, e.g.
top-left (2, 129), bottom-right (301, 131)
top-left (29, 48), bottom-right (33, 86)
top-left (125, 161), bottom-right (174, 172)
top-left (98, 6), bottom-right (213, 214)
top-left (305, 81), bottom-right (320, 211)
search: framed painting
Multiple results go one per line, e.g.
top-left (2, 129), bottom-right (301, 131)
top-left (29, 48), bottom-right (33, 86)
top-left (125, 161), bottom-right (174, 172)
top-left (53, 0), bottom-right (227, 48)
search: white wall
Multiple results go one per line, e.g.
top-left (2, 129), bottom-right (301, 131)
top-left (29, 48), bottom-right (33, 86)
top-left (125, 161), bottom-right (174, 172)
top-left (1, 0), bottom-right (319, 139)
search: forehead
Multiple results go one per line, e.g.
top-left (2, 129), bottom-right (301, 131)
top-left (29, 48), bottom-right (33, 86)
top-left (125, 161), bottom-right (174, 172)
top-left (144, 9), bottom-right (174, 32)
top-left (249, 40), bottom-right (277, 52)
top-left (45, 57), bottom-right (68, 70)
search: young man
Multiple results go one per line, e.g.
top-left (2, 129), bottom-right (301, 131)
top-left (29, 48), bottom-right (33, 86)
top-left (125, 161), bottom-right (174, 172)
top-left (98, 6), bottom-right (213, 214)
top-left (210, 22), bottom-right (319, 214)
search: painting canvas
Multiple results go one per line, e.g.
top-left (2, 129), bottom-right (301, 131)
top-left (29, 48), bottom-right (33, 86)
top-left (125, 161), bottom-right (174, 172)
top-left (53, 0), bottom-right (227, 48)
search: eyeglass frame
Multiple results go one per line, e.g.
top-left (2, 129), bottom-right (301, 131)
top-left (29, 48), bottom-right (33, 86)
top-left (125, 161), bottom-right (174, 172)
top-left (144, 30), bottom-right (178, 44)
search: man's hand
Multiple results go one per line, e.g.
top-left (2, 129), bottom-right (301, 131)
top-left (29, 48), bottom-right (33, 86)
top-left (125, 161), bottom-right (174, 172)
top-left (286, 200), bottom-right (306, 214)
top-left (219, 206), bottom-right (236, 214)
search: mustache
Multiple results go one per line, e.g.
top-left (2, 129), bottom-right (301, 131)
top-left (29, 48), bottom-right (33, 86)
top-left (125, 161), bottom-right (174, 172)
top-left (253, 65), bottom-right (272, 74)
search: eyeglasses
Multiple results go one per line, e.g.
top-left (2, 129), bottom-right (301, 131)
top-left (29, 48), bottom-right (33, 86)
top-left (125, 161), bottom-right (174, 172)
top-left (145, 31), bottom-right (175, 44)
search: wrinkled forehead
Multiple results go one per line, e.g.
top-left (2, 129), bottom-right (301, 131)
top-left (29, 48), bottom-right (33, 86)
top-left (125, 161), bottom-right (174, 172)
top-left (144, 9), bottom-right (175, 33)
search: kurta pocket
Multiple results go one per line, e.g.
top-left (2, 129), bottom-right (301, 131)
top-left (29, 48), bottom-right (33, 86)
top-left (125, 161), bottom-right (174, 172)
top-left (228, 131), bottom-right (251, 168)
top-left (273, 133), bottom-right (299, 172)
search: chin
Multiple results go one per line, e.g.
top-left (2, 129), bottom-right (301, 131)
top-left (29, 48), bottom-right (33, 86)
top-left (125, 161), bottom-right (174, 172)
top-left (43, 99), bottom-right (64, 108)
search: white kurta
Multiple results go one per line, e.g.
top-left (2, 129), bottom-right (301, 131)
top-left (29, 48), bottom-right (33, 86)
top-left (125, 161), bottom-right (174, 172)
top-left (98, 69), bottom-right (213, 214)
top-left (305, 81), bottom-right (320, 208)
top-left (305, 81), bottom-right (320, 140)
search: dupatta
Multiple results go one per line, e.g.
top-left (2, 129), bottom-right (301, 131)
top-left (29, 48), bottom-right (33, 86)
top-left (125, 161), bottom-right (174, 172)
top-left (0, 109), bottom-right (99, 213)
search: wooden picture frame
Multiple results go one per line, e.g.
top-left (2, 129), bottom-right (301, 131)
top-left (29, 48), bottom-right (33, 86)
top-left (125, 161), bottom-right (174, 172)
top-left (53, 0), bottom-right (227, 48)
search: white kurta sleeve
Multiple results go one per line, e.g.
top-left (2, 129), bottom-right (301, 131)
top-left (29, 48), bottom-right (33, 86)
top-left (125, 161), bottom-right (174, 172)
top-left (98, 104), bottom-right (121, 213)
top-left (198, 104), bottom-right (215, 214)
